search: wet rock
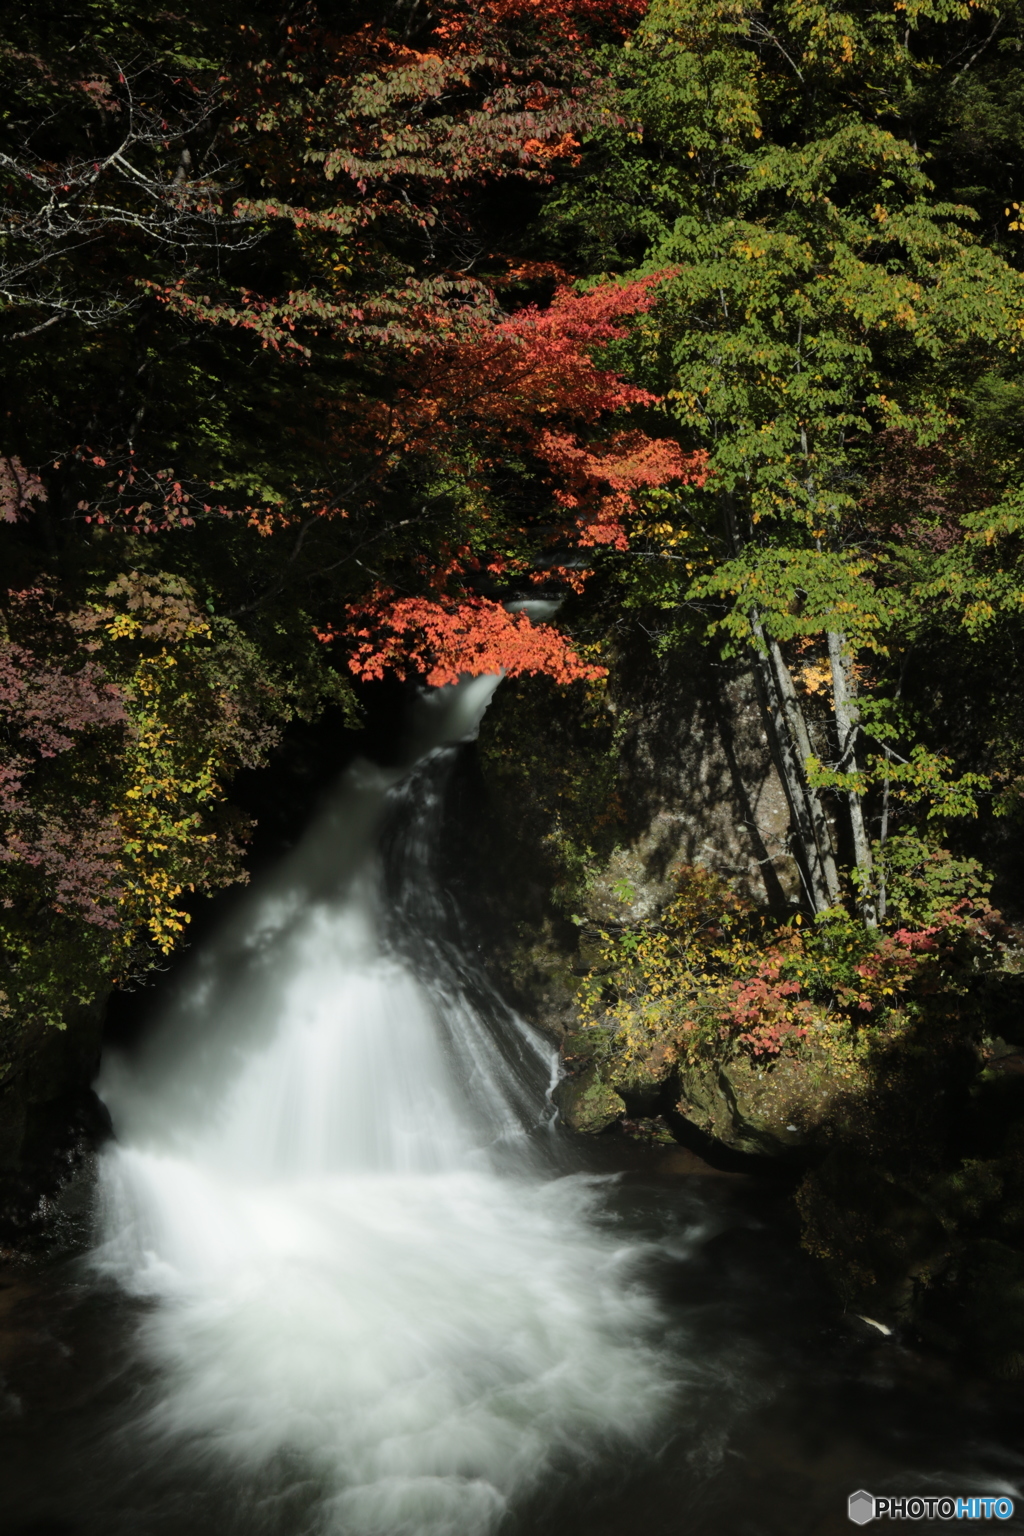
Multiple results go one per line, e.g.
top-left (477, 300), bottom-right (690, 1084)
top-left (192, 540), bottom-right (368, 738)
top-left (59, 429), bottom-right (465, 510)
top-left (619, 1115), bottom-right (676, 1145)
top-left (982, 1050), bottom-right (1024, 1077)
top-left (660, 1146), bottom-right (741, 1178)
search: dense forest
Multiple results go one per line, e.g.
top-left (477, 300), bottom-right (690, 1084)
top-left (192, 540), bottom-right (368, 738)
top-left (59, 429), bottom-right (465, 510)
top-left (5, 0), bottom-right (1024, 1368)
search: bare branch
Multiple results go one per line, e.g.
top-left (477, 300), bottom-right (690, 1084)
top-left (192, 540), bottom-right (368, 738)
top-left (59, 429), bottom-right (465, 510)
top-left (948, 11), bottom-right (1005, 88)
top-left (0, 51), bottom-right (267, 342)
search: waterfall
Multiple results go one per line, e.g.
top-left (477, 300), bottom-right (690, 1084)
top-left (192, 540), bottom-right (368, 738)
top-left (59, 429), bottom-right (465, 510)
top-left (90, 677), bottom-right (676, 1536)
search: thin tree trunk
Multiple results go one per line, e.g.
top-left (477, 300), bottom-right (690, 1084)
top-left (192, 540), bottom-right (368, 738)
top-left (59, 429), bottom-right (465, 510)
top-left (719, 490), bottom-right (840, 913)
top-left (826, 629), bottom-right (876, 928)
top-left (877, 767), bottom-right (890, 922)
top-left (748, 608), bottom-right (840, 912)
top-left (765, 626), bottom-right (841, 907)
top-left (746, 632), bottom-right (824, 910)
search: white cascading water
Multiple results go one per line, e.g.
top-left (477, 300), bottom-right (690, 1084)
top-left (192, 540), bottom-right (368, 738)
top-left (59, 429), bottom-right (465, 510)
top-left (91, 676), bottom-right (676, 1536)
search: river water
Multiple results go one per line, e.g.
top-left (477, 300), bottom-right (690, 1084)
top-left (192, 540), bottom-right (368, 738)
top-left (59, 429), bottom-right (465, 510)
top-left (1, 678), bottom-right (1023, 1536)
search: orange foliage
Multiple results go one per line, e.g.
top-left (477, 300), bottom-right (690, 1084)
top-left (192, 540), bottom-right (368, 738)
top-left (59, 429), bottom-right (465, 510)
top-left (323, 594), bottom-right (605, 687)
top-left (359, 276), bottom-right (706, 553)
top-left (334, 276), bottom-right (706, 684)
top-left (539, 427), bottom-right (703, 549)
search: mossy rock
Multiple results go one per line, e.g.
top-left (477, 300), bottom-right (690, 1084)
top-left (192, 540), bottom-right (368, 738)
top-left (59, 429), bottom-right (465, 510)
top-left (675, 1058), bottom-right (734, 1142)
top-left (554, 1067), bottom-right (626, 1135)
top-left (718, 1057), bottom-right (812, 1157)
top-left (575, 931), bottom-right (617, 974)
top-left (675, 1052), bottom-right (821, 1158)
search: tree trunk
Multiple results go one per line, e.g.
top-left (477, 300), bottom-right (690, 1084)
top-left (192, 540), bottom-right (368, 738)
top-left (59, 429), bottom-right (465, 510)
top-left (826, 629), bottom-right (876, 928)
top-left (746, 636), bottom-right (822, 908)
top-left (719, 491), bottom-right (840, 913)
top-left (747, 607), bottom-right (841, 913)
top-left (877, 767), bottom-right (890, 922)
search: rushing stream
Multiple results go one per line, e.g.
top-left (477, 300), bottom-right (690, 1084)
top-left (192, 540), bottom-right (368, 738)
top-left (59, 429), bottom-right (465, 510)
top-left (2, 677), bottom-right (1024, 1535)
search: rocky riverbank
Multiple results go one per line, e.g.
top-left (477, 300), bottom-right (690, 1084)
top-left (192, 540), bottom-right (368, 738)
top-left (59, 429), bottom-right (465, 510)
top-left (462, 662), bottom-right (1024, 1380)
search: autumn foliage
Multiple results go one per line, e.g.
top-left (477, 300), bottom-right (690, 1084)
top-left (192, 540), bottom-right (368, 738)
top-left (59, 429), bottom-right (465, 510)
top-left (437, 0), bottom-right (650, 46)
top-left (336, 278), bottom-right (706, 681)
top-left (3, 0), bottom-right (702, 1026)
top-left (401, 277), bottom-right (704, 543)
top-left (0, 592), bottom-right (126, 931)
top-left (44, 3), bottom-right (703, 689)
top-left (577, 864), bottom-right (1006, 1080)
top-left (341, 594), bottom-right (604, 688)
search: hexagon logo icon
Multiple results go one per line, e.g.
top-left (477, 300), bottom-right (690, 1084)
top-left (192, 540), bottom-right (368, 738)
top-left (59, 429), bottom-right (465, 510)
top-left (848, 1490), bottom-right (875, 1525)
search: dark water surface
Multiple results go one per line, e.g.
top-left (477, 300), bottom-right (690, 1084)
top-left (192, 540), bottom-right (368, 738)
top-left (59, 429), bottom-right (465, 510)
top-left (1, 1143), bottom-right (1022, 1536)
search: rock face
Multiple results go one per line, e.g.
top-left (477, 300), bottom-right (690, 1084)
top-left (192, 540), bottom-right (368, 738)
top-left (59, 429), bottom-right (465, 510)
top-left (461, 652), bottom-right (805, 1047)
top-left (468, 655), bottom-right (827, 1165)
top-left (614, 661), bottom-right (800, 914)
top-left (462, 661), bottom-right (1024, 1375)
top-left (467, 654), bottom-right (810, 1127)
top-left (469, 650), bottom-right (801, 943)
top-left (554, 656), bottom-right (803, 924)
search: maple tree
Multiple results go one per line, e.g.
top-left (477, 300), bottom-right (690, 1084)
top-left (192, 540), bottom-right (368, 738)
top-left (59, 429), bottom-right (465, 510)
top-left (2, 0), bottom-right (682, 1023)
top-left (324, 275), bottom-right (705, 679)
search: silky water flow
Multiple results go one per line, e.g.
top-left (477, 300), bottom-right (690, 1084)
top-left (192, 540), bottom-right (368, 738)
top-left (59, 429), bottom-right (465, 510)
top-left (90, 676), bottom-right (679, 1536)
